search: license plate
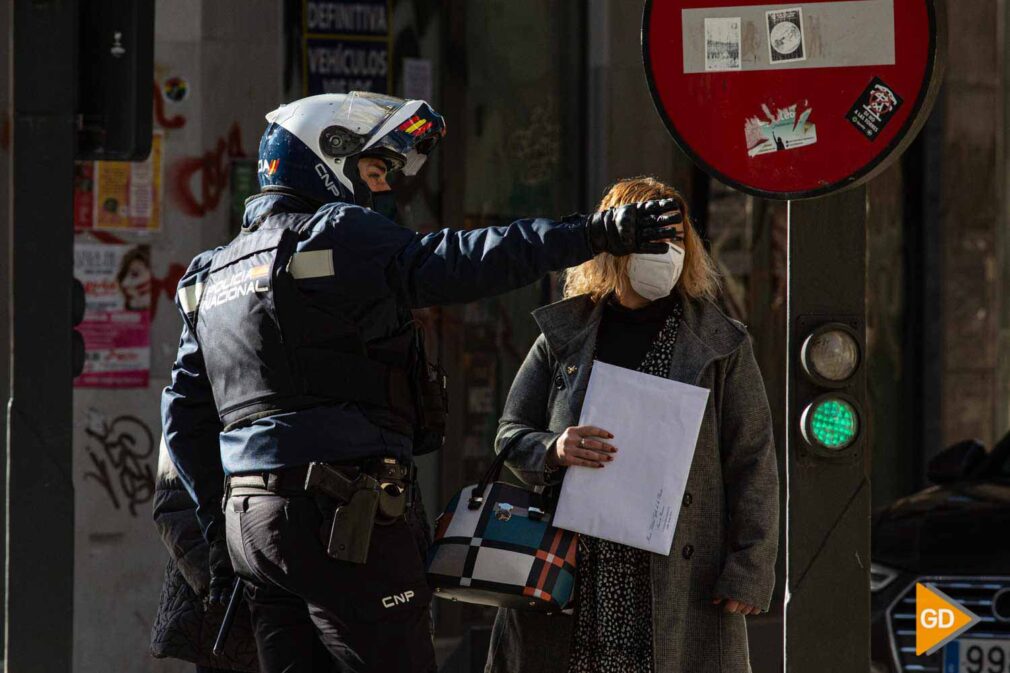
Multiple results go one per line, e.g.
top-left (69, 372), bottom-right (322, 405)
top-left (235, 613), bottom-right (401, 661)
top-left (944, 638), bottom-right (1010, 673)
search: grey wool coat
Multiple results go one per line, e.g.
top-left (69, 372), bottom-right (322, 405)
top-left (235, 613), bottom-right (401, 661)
top-left (484, 293), bottom-right (779, 673)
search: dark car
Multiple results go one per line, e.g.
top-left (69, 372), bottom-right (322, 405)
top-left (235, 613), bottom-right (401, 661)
top-left (870, 431), bottom-right (1010, 673)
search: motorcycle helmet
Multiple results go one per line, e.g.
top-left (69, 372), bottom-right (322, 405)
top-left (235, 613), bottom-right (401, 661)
top-left (257, 91), bottom-right (446, 208)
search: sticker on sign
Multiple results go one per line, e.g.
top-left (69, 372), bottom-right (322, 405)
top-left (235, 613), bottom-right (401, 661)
top-left (705, 17), bottom-right (742, 72)
top-left (745, 101), bottom-right (817, 157)
top-left (847, 77), bottom-right (905, 141)
top-left (766, 8), bottom-right (806, 64)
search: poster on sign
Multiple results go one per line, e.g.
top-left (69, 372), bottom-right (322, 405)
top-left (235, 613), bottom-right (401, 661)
top-left (73, 242), bottom-right (152, 389)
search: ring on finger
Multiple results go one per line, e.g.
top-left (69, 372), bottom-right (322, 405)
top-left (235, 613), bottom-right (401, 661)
top-left (578, 438), bottom-right (586, 449)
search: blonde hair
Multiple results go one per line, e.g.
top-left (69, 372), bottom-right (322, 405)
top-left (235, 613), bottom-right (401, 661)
top-left (563, 176), bottom-right (721, 302)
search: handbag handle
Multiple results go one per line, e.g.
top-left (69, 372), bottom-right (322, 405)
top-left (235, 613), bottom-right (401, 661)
top-left (468, 444), bottom-right (513, 510)
top-left (466, 444), bottom-right (556, 522)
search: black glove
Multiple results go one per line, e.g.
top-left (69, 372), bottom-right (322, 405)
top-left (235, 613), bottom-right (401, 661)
top-left (207, 535), bottom-right (235, 609)
top-left (585, 198), bottom-right (684, 256)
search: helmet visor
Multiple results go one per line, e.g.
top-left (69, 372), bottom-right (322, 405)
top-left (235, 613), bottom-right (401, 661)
top-left (362, 100), bottom-right (446, 176)
top-left (327, 92), bottom-right (405, 136)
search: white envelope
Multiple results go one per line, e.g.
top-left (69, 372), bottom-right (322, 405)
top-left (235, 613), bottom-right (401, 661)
top-left (553, 360), bottom-right (709, 555)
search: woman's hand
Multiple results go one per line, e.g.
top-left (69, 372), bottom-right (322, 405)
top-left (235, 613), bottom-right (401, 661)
top-left (712, 595), bottom-right (761, 616)
top-left (548, 425), bottom-right (617, 469)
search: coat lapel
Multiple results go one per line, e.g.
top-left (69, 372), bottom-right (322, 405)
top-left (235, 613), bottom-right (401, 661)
top-left (531, 294), bottom-right (606, 420)
top-left (670, 297), bottom-right (748, 385)
top-left (530, 294), bottom-right (603, 362)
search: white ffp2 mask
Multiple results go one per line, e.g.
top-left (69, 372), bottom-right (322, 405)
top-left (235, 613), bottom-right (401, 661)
top-left (627, 245), bottom-right (684, 301)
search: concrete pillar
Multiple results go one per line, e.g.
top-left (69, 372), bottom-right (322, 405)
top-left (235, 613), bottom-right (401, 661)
top-left (585, 0), bottom-right (696, 205)
top-left (71, 3), bottom-right (280, 671)
top-left (865, 163), bottom-right (909, 505)
top-left (940, 0), bottom-right (1006, 449)
top-left (999, 0), bottom-right (1010, 440)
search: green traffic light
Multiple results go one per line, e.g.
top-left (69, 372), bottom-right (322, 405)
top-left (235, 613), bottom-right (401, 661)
top-left (809, 398), bottom-right (858, 449)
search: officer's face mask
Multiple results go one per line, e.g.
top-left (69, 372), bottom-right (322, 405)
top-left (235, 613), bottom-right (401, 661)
top-left (626, 244), bottom-right (685, 301)
top-left (354, 156), bottom-right (401, 222)
top-left (371, 190), bottom-right (400, 223)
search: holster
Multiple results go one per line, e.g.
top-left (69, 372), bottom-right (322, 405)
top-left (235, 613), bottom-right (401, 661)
top-left (304, 461), bottom-right (412, 564)
top-left (305, 462), bottom-right (377, 564)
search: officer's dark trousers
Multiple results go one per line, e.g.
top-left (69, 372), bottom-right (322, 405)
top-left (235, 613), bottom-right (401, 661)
top-left (225, 493), bottom-right (436, 673)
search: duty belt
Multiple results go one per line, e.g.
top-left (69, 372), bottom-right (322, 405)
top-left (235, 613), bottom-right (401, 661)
top-left (226, 458), bottom-right (416, 522)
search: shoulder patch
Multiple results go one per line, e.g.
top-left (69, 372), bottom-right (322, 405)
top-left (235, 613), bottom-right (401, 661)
top-left (289, 249), bottom-right (335, 280)
top-left (177, 248), bottom-right (218, 315)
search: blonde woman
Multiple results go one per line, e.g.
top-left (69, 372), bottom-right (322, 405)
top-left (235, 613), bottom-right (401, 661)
top-left (485, 177), bottom-right (779, 673)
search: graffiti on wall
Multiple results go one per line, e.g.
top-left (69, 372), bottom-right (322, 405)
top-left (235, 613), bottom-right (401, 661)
top-left (169, 122), bottom-right (248, 217)
top-left (83, 410), bottom-right (156, 516)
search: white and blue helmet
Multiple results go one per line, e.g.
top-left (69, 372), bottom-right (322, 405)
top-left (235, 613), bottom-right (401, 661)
top-left (257, 92), bottom-right (446, 206)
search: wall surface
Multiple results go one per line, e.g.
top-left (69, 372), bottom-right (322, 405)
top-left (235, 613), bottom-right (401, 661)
top-left (939, 0), bottom-right (1006, 448)
top-left (71, 2), bottom-right (281, 671)
top-left (586, 0), bottom-right (697, 201)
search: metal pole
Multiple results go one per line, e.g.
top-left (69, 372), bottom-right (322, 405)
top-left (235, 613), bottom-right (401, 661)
top-left (5, 1), bottom-right (77, 670)
top-left (784, 188), bottom-right (870, 673)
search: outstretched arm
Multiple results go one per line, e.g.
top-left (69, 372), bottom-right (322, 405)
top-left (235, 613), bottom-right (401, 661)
top-left (322, 199), bottom-right (682, 309)
top-left (398, 216), bottom-right (593, 307)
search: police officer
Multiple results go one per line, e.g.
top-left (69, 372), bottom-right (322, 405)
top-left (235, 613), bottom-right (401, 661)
top-left (161, 92), bottom-right (681, 673)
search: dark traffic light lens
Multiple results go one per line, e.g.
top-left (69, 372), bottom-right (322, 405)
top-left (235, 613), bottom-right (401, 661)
top-left (801, 324), bottom-right (860, 385)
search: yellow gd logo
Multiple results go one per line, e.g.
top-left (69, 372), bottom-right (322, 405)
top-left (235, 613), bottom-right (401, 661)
top-left (916, 582), bottom-right (982, 655)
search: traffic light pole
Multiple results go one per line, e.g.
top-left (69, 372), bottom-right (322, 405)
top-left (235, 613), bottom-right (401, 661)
top-left (5, 1), bottom-right (77, 671)
top-left (784, 187), bottom-right (870, 672)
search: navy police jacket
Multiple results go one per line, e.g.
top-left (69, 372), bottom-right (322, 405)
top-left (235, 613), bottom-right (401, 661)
top-left (161, 192), bottom-right (593, 541)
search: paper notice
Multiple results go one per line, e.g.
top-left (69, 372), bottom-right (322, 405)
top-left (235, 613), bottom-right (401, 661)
top-left (553, 361), bottom-right (709, 555)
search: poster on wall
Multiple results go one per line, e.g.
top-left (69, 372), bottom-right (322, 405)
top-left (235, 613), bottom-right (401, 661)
top-left (74, 162), bottom-right (96, 230)
top-left (74, 132), bottom-right (164, 232)
top-left (73, 242), bottom-right (152, 389)
top-left (303, 0), bottom-right (391, 95)
top-left (402, 57), bottom-right (432, 100)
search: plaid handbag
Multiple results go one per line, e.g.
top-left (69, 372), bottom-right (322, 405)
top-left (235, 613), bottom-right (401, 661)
top-left (425, 446), bottom-right (578, 613)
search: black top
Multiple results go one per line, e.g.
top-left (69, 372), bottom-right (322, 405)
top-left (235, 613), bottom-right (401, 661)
top-left (594, 293), bottom-right (680, 370)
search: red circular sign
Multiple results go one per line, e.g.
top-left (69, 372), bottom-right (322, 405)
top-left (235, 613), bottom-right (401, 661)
top-left (643, 0), bottom-right (944, 199)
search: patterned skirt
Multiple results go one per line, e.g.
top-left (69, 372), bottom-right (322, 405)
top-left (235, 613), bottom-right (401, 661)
top-left (566, 535), bottom-right (654, 673)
